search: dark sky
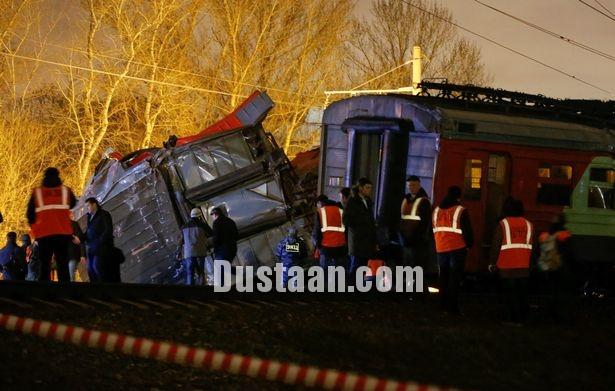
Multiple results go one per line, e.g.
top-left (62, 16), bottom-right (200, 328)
top-left (42, 0), bottom-right (615, 101)
top-left (359, 0), bottom-right (615, 100)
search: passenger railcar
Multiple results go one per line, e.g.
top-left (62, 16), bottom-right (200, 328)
top-left (319, 83), bottom-right (615, 273)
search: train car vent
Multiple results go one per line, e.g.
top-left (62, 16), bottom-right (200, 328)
top-left (457, 121), bottom-right (476, 134)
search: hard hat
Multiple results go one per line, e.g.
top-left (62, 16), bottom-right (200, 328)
top-left (190, 208), bottom-right (203, 218)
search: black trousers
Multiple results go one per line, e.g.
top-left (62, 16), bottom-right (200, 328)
top-left (37, 235), bottom-right (71, 282)
top-left (501, 277), bottom-right (529, 322)
top-left (437, 249), bottom-right (466, 313)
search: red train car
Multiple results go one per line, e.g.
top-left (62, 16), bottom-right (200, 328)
top-left (319, 83), bottom-right (615, 274)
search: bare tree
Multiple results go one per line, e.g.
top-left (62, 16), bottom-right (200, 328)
top-left (347, 0), bottom-right (491, 89)
top-left (202, 0), bottom-right (354, 155)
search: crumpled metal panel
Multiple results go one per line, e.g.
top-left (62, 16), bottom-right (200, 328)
top-left (197, 177), bottom-right (287, 234)
top-left (77, 92), bottom-right (311, 285)
top-left (74, 160), bottom-right (183, 284)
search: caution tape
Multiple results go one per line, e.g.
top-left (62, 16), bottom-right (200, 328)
top-left (0, 312), bottom-right (455, 391)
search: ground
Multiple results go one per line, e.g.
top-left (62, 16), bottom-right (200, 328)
top-left (0, 294), bottom-right (614, 390)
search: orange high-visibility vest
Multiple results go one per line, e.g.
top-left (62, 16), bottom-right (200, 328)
top-left (365, 259), bottom-right (385, 278)
top-left (30, 186), bottom-right (73, 239)
top-left (432, 205), bottom-right (466, 253)
top-left (496, 217), bottom-right (533, 269)
top-left (319, 205), bottom-right (346, 248)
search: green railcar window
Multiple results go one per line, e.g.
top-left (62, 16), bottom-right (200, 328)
top-left (588, 186), bottom-right (614, 209)
top-left (589, 168), bottom-right (615, 184)
top-left (588, 169), bottom-right (615, 209)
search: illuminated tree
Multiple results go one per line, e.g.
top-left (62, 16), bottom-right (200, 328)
top-left (347, 0), bottom-right (491, 89)
top-left (202, 0), bottom-right (354, 155)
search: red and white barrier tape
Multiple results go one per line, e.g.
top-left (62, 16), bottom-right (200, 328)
top-left (0, 312), bottom-right (454, 391)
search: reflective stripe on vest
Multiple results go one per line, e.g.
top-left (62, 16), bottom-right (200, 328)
top-left (401, 197), bottom-right (424, 221)
top-left (497, 217), bottom-right (533, 269)
top-left (320, 207), bottom-right (345, 233)
top-left (432, 206), bottom-right (463, 234)
top-left (31, 185), bottom-right (73, 239)
top-left (500, 218), bottom-right (533, 251)
top-left (319, 206), bottom-right (346, 248)
top-left (432, 205), bottom-right (466, 253)
top-left (34, 186), bottom-right (70, 213)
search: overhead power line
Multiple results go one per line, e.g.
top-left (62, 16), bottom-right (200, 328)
top-left (351, 58), bottom-right (414, 90)
top-left (399, 0), bottom-right (612, 95)
top-left (473, 0), bottom-right (615, 62)
top-left (578, 0), bottom-right (615, 22)
top-left (594, 0), bottom-right (615, 17)
top-left (0, 50), bottom-right (316, 108)
top-left (9, 33), bottom-right (321, 100)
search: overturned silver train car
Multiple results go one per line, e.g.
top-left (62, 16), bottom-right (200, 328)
top-left (73, 91), bottom-right (312, 284)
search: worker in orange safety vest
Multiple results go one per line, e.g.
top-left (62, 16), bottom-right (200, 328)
top-left (26, 167), bottom-right (77, 282)
top-left (312, 194), bottom-right (347, 290)
top-left (489, 197), bottom-right (535, 324)
top-left (432, 185), bottom-right (473, 314)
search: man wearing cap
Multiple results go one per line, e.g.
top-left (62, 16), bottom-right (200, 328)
top-left (26, 167), bottom-right (77, 282)
top-left (180, 208), bottom-right (213, 285)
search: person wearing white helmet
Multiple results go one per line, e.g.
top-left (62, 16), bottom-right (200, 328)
top-left (179, 207), bottom-right (213, 285)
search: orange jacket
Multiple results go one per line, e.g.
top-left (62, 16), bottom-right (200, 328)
top-left (29, 186), bottom-right (73, 239)
top-left (496, 217), bottom-right (533, 270)
top-left (432, 206), bottom-right (467, 253)
top-left (318, 205), bottom-right (346, 248)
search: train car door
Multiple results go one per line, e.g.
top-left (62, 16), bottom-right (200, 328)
top-left (462, 151), bottom-right (510, 271)
top-left (344, 119), bottom-right (410, 242)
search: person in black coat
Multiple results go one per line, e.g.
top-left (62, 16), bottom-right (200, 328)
top-left (210, 206), bottom-right (238, 262)
top-left (77, 198), bottom-right (117, 282)
top-left (342, 177), bottom-right (378, 283)
top-left (69, 214), bottom-right (87, 282)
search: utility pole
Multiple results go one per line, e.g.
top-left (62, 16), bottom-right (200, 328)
top-left (412, 45), bottom-right (422, 95)
top-left (324, 45), bottom-right (423, 105)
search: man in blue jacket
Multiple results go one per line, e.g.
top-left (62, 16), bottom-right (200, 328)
top-left (0, 232), bottom-right (26, 280)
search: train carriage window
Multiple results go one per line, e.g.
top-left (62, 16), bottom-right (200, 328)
top-left (537, 163), bottom-right (573, 206)
top-left (538, 163), bottom-right (572, 180)
top-left (463, 159), bottom-right (482, 200)
top-left (588, 168), bottom-right (615, 209)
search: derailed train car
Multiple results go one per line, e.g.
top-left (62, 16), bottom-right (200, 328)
top-left (73, 92), bottom-right (311, 284)
top-left (319, 83), bottom-right (615, 279)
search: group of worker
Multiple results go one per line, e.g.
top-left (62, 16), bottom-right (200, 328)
top-left (1, 166), bottom-right (570, 324)
top-left (0, 167), bottom-right (118, 283)
top-left (300, 175), bottom-right (570, 324)
top-left (177, 206), bottom-right (238, 285)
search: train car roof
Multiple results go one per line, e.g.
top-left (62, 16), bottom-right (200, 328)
top-left (323, 83), bottom-right (615, 153)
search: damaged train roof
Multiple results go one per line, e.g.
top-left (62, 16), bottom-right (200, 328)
top-left (74, 91), bottom-right (311, 284)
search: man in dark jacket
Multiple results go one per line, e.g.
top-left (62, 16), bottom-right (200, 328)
top-left (69, 213), bottom-right (87, 282)
top-left (400, 176), bottom-right (432, 269)
top-left (27, 167), bottom-right (77, 282)
top-left (0, 232), bottom-right (26, 280)
top-left (180, 208), bottom-right (213, 285)
top-left (79, 197), bottom-right (116, 282)
top-left (342, 177), bottom-right (378, 284)
top-left (210, 206), bottom-right (238, 262)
